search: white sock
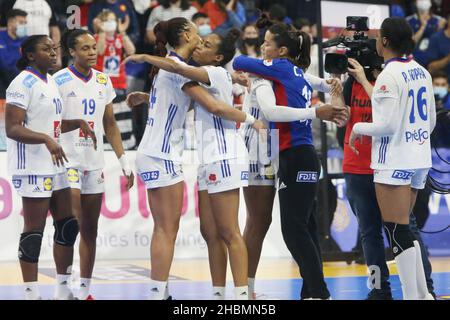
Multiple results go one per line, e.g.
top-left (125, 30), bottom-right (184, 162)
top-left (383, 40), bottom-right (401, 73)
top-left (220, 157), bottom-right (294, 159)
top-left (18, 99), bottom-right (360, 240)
top-left (55, 274), bottom-right (73, 300)
top-left (234, 286), bottom-right (249, 300)
top-left (413, 241), bottom-right (434, 300)
top-left (149, 279), bottom-right (167, 300)
top-left (24, 281), bottom-right (41, 300)
top-left (78, 278), bottom-right (91, 300)
top-left (248, 278), bottom-right (255, 300)
top-left (212, 286), bottom-right (225, 300)
top-left (395, 247), bottom-right (419, 300)
top-left (164, 282), bottom-right (169, 300)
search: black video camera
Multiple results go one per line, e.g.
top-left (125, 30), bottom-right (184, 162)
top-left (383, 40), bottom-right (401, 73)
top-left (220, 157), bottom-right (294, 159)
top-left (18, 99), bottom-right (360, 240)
top-left (324, 16), bottom-right (383, 75)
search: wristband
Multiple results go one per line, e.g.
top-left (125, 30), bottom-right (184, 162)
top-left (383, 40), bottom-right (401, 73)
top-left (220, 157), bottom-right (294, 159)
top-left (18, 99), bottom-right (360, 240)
top-left (244, 113), bottom-right (256, 125)
top-left (119, 154), bottom-right (131, 176)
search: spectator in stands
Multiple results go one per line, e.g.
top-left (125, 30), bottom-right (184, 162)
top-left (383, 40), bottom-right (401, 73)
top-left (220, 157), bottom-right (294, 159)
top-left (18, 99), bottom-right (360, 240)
top-left (146, 0), bottom-right (197, 43)
top-left (9, 0), bottom-right (62, 68)
top-left (294, 18), bottom-right (312, 35)
top-left (433, 70), bottom-right (450, 109)
top-left (406, 0), bottom-right (445, 66)
top-left (94, 9), bottom-right (136, 150)
top-left (427, 13), bottom-right (450, 82)
top-left (88, 0), bottom-right (140, 43)
top-left (200, 0), bottom-right (246, 36)
top-left (268, 3), bottom-right (292, 25)
top-left (0, 9), bottom-right (27, 99)
top-left (192, 12), bottom-right (212, 36)
top-left (192, 12), bottom-right (211, 35)
top-left (237, 23), bottom-right (260, 58)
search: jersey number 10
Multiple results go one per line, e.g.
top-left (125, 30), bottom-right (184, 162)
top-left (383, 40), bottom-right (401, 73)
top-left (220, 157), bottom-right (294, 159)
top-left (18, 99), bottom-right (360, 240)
top-left (408, 87), bottom-right (427, 124)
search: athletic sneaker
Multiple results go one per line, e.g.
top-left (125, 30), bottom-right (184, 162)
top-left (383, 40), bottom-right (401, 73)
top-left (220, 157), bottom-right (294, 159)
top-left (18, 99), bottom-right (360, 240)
top-left (365, 289), bottom-right (393, 300)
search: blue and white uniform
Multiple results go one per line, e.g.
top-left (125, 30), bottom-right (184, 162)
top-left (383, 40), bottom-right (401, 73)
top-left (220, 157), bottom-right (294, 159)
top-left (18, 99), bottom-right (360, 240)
top-left (235, 56), bottom-right (331, 186)
top-left (136, 52), bottom-right (193, 189)
top-left (54, 66), bottom-right (116, 194)
top-left (353, 57), bottom-right (437, 188)
top-left (6, 67), bottom-right (69, 197)
top-left (195, 66), bottom-right (249, 193)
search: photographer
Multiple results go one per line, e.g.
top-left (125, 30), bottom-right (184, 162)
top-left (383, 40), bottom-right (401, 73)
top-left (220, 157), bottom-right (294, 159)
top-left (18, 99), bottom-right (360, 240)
top-left (339, 57), bottom-right (435, 300)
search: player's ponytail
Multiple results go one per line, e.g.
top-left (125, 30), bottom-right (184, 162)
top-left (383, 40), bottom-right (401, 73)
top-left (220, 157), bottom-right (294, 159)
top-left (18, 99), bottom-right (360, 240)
top-left (16, 35), bottom-right (48, 71)
top-left (294, 31), bottom-right (311, 71)
top-left (151, 17), bottom-right (191, 80)
top-left (380, 17), bottom-right (415, 56)
top-left (61, 28), bottom-right (91, 57)
top-left (266, 23), bottom-right (312, 70)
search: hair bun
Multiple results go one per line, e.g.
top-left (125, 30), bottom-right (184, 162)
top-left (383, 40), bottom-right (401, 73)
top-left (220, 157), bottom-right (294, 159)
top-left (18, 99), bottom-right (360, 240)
top-left (256, 13), bottom-right (274, 30)
top-left (226, 28), bottom-right (241, 43)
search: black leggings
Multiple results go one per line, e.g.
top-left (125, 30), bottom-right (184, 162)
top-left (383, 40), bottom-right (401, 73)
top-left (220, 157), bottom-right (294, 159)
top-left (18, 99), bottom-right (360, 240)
top-left (278, 145), bottom-right (330, 299)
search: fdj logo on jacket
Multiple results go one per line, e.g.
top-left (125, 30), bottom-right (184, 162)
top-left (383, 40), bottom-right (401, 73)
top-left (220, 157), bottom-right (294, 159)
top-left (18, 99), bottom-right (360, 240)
top-left (392, 170), bottom-right (414, 180)
top-left (296, 171), bottom-right (318, 183)
top-left (405, 128), bottom-right (429, 144)
top-left (141, 171), bottom-right (159, 182)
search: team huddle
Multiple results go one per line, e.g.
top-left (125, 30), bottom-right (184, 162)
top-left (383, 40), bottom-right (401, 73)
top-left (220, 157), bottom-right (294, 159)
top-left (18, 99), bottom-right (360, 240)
top-left (4, 14), bottom-right (436, 300)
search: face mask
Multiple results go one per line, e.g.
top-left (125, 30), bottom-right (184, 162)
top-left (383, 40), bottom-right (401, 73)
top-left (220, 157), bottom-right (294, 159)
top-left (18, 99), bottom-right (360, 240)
top-left (198, 24), bottom-right (212, 37)
top-left (244, 37), bottom-right (259, 46)
top-left (16, 24), bottom-right (27, 38)
top-left (434, 86), bottom-right (448, 99)
top-left (103, 20), bottom-right (117, 33)
top-left (417, 0), bottom-right (432, 11)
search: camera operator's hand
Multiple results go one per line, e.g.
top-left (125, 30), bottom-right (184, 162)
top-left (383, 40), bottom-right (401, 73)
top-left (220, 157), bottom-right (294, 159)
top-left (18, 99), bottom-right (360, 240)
top-left (347, 58), bottom-right (368, 84)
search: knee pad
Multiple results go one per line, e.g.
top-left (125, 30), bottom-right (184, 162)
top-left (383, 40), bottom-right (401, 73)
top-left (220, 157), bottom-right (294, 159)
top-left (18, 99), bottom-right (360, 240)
top-left (53, 217), bottom-right (79, 246)
top-left (19, 231), bottom-right (43, 263)
top-left (383, 222), bottom-right (414, 257)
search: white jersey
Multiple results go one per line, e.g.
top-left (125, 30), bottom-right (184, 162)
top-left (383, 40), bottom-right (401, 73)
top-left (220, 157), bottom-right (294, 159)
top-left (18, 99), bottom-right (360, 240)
top-left (370, 58), bottom-right (436, 170)
top-left (195, 66), bottom-right (247, 164)
top-left (6, 68), bottom-right (65, 176)
top-left (240, 77), bottom-right (271, 163)
top-left (138, 53), bottom-right (192, 163)
top-left (54, 67), bottom-right (116, 171)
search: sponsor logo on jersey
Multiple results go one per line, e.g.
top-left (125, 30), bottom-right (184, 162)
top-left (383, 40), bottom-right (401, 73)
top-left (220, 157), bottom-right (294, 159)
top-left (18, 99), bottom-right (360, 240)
top-left (22, 74), bottom-right (38, 88)
top-left (97, 172), bottom-right (105, 184)
top-left (241, 171), bottom-right (249, 181)
top-left (376, 85), bottom-right (390, 95)
top-left (391, 170), bottom-right (414, 180)
top-left (54, 72), bottom-right (73, 86)
top-left (67, 168), bottom-right (80, 183)
top-left (79, 121), bottom-right (95, 138)
top-left (12, 179), bottom-right (22, 189)
top-left (296, 171), bottom-right (318, 183)
top-left (141, 171), bottom-right (159, 181)
top-left (33, 185), bottom-right (41, 193)
top-left (96, 73), bottom-right (108, 85)
top-left (98, 91), bottom-right (104, 99)
top-left (67, 91), bottom-right (77, 98)
top-left (279, 181), bottom-right (287, 190)
top-left (263, 59), bottom-right (273, 66)
top-left (39, 93), bottom-right (46, 100)
top-left (43, 177), bottom-right (53, 191)
top-left (405, 128), bottom-right (429, 145)
top-left (54, 121), bottom-right (61, 138)
top-left (6, 91), bottom-right (25, 100)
